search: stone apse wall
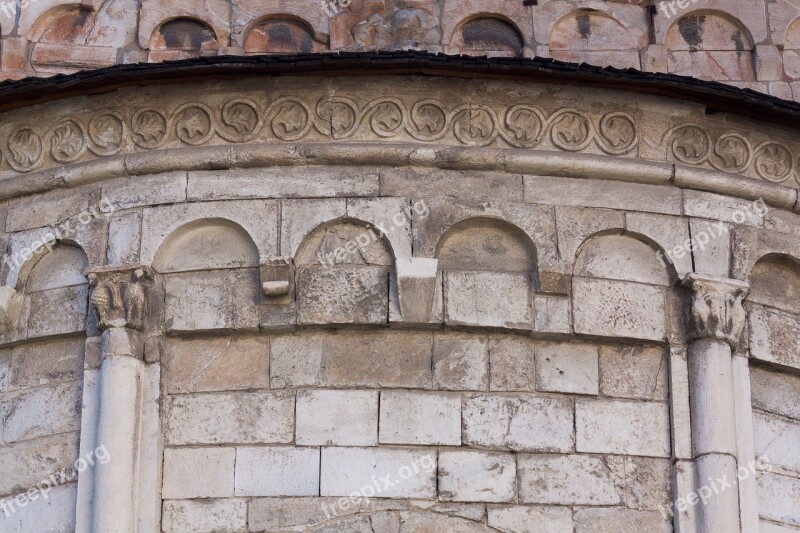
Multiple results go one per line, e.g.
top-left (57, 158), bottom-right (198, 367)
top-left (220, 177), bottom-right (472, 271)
top-left (3, 0), bottom-right (800, 100)
top-left (0, 69), bottom-right (798, 533)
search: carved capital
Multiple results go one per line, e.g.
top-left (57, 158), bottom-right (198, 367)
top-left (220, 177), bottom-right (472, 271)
top-left (87, 266), bottom-right (153, 331)
top-left (682, 274), bottom-right (749, 347)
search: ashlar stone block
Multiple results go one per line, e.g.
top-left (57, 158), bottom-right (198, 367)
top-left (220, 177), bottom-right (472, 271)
top-left (234, 446), bottom-right (320, 497)
top-left (438, 450), bottom-right (516, 503)
top-left (379, 391), bottom-right (461, 446)
top-left (444, 271), bottom-right (531, 330)
top-left (463, 394), bottom-right (573, 452)
top-left (296, 390), bottom-right (378, 446)
top-left (576, 399), bottom-right (671, 457)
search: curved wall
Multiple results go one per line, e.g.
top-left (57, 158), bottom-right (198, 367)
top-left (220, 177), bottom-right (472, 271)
top-left (0, 72), bottom-right (797, 533)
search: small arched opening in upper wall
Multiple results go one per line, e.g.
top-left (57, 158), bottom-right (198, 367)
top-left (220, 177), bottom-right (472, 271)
top-left (243, 16), bottom-right (326, 54)
top-left (29, 5), bottom-right (117, 73)
top-left (549, 9), bottom-right (642, 69)
top-left (150, 17), bottom-right (219, 62)
top-left (451, 16), bottom-right (525, 58)
top-left (665, 10), bottom-right (755, 81)
top-left (783, 18), bottom-right (800, 80)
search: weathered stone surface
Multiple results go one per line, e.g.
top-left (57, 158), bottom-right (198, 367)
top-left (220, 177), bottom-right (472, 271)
top-left (625, 457), bottom-right (671, 510)
top-left (533, 294), bottom-right (571, 334)
top-left (26, 285), bottom-right (89, 339)
top-left (574, 234), bottom-right (671, 286)
top-left (320, 448), bottom-right (436, 499)
top-left (488, 336), bottom-right (536, 392)
top-left (6, 337), bottom-right (84, 389)
top-left (572, 277), bottom-right (666, 341)
top-left (599, 345), bottom-right (668, 400)
top-left (576, 399), bottom-right (671, 457)
top-left (554, 206), bottom-right (625, 262)
top-left (235, 446), bottom-right (320, 497)
top-left (6, 188), bottom-right (92, 232)
top-left (518, 454), bottom-right (624, 505)
top-left (296, 266), bottom-right (389, 325)
top-left (444, 271), bottom-right (531, 330)
top-left (379, 391), bottom-right (461, 446)
top-left (0, 432), bottom-right (79, 496)
top-left (684, 191), bottom-right (766, 227)
top-left (2, 381), bottom-right (82, 443)
top-left (381, 168), bottom-right (523, 202)
top-left (162, 499), bottom-right (247, 533)
top-left (140, 200), bottom-right (278, 265)
top-left (463, 394), bottom-right (573, 452)
top-left (757, 472), bottom-right (800, 527)
top-left (432, 334), bottom-right (488, 391)
top-left (281, 199), bottom-right (346, 257)
top-left (164, 269), bottom-right (260, 332)
top-left (164, 391), bottom-right (294, 445)
top-left (487, 505), bottom-right (573, 533)
top-left (297, 390), bottom-right (378, 446)
top-left (750, 366), bottom-right (800, 420)
top-left (270, 331), bottom-right (432, 389)
top-left (690, 218), bottom-right (732, 278)
top-left (106, 212), bottom-right (142, 266)
top-left (188, 167), bottom-right (379, 200)
top-left (536, 342), bottom-right (599, 395)
top-left (438, 450), bottom-right (516, 503)
top-left (626, 212), bottom-right (693, 277)
top-left (164, 336), bottom-right (269, 393)
top-left (573, 508), bottom-right (671, 533)
top-left (754, 411), bottom-right (800, 474)
top-left (162, 447), bottom-right (235, 499)
top-left (102, 172), bottom-right (186, 210)
top-left (749, 305), bottom-right (800, 370)
top-left (525, 176), bottom-right (681, 215)
top-left (0, 484), bottom-right (77, 533)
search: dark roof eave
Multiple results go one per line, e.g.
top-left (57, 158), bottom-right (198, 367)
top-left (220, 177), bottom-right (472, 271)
top-left (1, 51), bottom-right (799, 130)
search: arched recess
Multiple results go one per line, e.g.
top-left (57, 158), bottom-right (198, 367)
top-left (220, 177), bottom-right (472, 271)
top-left (149, 17), bottom-right (219, 62)
top-left (436, 217), bottom-right (536, 330)
top-left (572, 232), bottom-right (673, 342)
top-left (29, 5), bottom-right (119, 73)
top-left (243, 16), bottom-right (326, 54)
top-left (18, 242), bottom-right (89, 339)
top-left (294, 218), bottom-right (394, 326)
top-left (784, 18), bottom-right (800, 79)
top-left (154, 219), bottom-right (260, 332)
top-left (665, 11), bottom-right (755, 81)
top-left (746, 253), bottom-right (800, 371)
top-left (451, 16), bottom-right (525, 58)
top-left (549, 9), bottom-right (641, 69)
top-left (746, 253), bottom-right (800, 522)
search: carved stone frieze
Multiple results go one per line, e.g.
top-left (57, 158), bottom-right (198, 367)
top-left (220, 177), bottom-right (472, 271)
top-left (88, 267), bottom-right (153, 331)
top-left (682, 273), bottom-right (750, 347)
top-left (2, 85), bottom-right (798, 192)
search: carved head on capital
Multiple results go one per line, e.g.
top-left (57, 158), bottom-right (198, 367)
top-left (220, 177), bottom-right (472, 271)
top-left (682, 274), bottom-right (749, 347)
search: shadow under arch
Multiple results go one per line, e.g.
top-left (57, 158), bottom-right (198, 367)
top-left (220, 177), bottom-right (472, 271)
top-left (153, 218), bottom-right (259, 274)
top-left (573, 229), bottom-right (679, 287)
top-left (294, 216), bottom-right (396, 267)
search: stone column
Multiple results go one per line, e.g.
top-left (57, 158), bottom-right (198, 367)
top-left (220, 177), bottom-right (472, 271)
top-left (87, 267), bottom-right (151, 533)
top-left (682, 274), bottom-right (749, 533)
top-left (93, 328), bottom-right (144, 533)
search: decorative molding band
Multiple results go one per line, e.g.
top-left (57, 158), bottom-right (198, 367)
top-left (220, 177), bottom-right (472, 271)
top-left (0, 143), bottom-right (795, 213)
top-left (1, 92), bottom-right (798, 190)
